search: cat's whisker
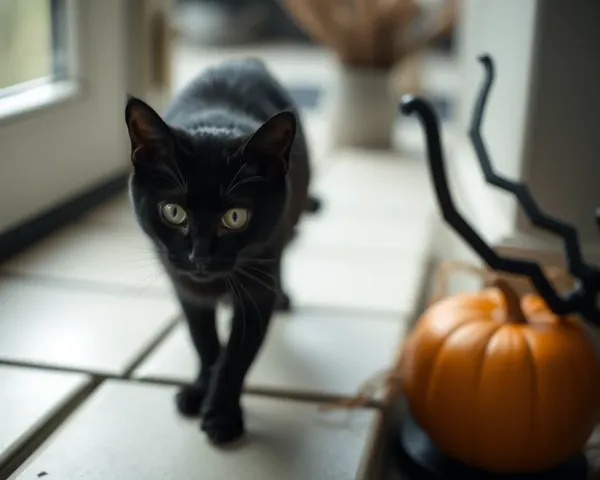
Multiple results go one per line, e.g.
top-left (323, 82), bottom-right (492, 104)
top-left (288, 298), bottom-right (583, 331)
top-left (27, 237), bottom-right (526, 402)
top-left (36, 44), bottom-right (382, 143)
top-left (234, 275), bottom-right (265, 338)
top-left (227, 176), bottom-right (268, 195)
top-left (133, 269), bottom-right (167, 296)
top-left (106, 264), bottom-right (165, 284)
top-left (107, 255), bottom-right (159, 266)
top-left (228, 273), bottom-right (247, 345)
top-left (136, 270), bottom-right (162, 288)
top-left (156, 157), bottom-right (187, 194)
top-left (224, 273), bottom-right (232, 299)
top-left (235, 267), bottom-right (278, 295)
top-left (226, 273), bottom-right (241, 308)
top-left (225, 163), bottom-right (248, 194)
top-left (151, 170), bottom-right (185, 194)
top-left (242, 265), bottom-right (277, 283)
top-left (224, 274), bottom-right (234, 312)
top-left (101, 254), bottom-right (161, 267)
top-left (170, 158), bottom-right (188, 194)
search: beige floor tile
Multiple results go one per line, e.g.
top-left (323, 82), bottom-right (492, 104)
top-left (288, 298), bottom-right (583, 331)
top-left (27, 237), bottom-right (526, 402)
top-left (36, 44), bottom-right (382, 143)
top-left (287, 154), bottom-right (434, 314)
top-left (0, 278), bottom-right (178, 374)
top-left (301, 151), bottom-right (436, 252)
top-left (301, 110), bottom-right (333, 175)
top-left (296, 201), bottom-right (434, 252)
top-left (313, 151), bottom-right (436, 212)
top-left (283, 244), bottom-right (429, 315)
top-left (0, 223), bottom-right (171, 294)
top-left (134, 308), bottom-right (405, 398)
top-left (11, 381), bottom-right (380, 480)
top-left (1, 216), bottom-right (430, 316)
top-left (0, 366), bottom-right (89, 465)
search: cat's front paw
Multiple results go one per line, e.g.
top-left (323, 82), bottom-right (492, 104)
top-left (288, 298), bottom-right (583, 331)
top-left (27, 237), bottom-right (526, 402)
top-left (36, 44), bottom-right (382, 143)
top-left (201, 405), bottom-right (245, 445)
top-left (175, 384), bottom-right (206, 417)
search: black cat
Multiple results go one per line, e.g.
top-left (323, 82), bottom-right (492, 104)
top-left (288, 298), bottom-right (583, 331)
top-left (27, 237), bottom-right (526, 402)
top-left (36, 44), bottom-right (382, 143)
top-left (125, 59), bottom-right (315, 444)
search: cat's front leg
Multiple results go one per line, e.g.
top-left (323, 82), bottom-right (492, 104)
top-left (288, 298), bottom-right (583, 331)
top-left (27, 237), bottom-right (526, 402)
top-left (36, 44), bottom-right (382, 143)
top-left (201, 292), bottom-right (274, 444)
top-left (274, 256), bottom-right (291, 312)
top-left (175, 301), bottom-right (221, 417)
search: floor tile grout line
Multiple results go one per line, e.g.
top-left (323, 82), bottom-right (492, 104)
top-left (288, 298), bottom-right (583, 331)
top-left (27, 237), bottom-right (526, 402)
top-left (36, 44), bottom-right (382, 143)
top-left (0, 315), bottom-right (182, 382)
top-left (118, 376), bottom-right (386, 410)
top-left (0, 378), bottom-right (102, 480)
top-left (282, 304), bottom-right (411, 319)
top-left (122, 315), bottom-right (183, 378)
top-left (0, 359), bottom-right (128, 380)
top-left (0, 372), bottom-right (385, 477)
top-left (0, 271), bottom-right (413, 318)
top-left (0, 360), bottom-right (386, 410)
top-left (241, 387), bottom-right (384, 410)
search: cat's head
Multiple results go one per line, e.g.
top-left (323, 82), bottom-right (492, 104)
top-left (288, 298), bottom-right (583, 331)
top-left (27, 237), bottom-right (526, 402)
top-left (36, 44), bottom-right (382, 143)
top-left (125, 97), bottom-right (295, 282)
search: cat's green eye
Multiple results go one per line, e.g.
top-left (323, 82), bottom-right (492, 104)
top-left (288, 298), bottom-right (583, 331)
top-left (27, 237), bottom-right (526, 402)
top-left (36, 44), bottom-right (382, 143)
top-left (160, 203), bottom-right (187, 226)
top-left (221, 208), bottom-right (249, 230)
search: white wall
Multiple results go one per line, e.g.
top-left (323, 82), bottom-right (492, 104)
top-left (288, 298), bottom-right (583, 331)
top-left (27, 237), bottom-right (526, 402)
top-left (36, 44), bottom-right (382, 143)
top-left (449, 0), bottom-right (540, 240)
top-left (431, 0), bottom-right (541, 292)
top-left (436, 0), bottom-right (600, 290)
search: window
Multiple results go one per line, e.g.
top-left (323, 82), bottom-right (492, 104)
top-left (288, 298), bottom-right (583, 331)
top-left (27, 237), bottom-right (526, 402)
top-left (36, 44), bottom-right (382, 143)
top-left (0, 0), bottom-right (75, 118)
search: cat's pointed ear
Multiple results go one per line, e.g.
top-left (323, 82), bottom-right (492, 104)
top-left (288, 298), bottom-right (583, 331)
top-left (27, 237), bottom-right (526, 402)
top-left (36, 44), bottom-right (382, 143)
top-left (243, 111), bottom-right (296, 175)
top-left (125, 96), bottom-right (174, 166)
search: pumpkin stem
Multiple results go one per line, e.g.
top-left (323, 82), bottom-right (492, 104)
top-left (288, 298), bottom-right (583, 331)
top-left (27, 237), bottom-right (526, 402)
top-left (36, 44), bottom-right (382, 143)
top-left (493, 278), bottom-right (528, 324)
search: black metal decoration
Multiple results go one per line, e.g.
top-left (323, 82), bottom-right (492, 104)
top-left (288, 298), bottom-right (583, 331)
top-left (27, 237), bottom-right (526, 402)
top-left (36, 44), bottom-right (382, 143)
top-left (394, 53), bottom-right (593, 480)
top-left (401, 54), bottom-right (600, 326)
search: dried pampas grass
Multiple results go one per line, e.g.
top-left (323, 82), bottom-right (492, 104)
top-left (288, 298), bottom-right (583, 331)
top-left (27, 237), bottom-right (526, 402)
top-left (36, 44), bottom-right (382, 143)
top-left (283, 0), bottom-right (459, 69)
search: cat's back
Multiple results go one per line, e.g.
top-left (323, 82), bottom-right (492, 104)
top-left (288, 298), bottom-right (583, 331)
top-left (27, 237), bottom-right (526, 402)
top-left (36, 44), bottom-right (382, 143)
top-left (163, 58), bottom-right (311, 232)
top-left (164, 59), bottom-right (296, 130)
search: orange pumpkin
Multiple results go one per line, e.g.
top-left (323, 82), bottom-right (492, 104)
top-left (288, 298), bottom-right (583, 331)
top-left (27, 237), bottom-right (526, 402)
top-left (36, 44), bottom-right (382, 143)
top-left (400, 279), bottom-right (600, 473)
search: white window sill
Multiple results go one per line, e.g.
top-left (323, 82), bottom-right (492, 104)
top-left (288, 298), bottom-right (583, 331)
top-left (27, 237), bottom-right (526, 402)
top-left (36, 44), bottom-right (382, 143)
top-left (0, 80), bottom-right (81, 125)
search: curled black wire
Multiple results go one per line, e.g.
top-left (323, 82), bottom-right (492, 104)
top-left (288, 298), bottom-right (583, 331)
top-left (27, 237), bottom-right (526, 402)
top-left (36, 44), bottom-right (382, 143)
top-left (400, 54), bottom-right (600, 322)
top-left (469, 55), bottom-right (588, 280)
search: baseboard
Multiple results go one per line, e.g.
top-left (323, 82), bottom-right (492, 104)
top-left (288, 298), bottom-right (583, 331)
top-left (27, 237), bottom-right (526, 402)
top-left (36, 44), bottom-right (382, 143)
top-left (0, 173), bottom-right (129, 263)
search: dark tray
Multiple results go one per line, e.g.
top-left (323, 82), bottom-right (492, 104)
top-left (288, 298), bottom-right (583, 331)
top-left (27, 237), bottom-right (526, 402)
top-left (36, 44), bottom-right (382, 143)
top-left (391, 410), bottom-right (589, 480)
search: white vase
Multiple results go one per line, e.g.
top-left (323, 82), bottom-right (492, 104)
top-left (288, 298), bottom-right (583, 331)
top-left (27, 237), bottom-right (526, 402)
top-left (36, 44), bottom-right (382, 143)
top-left (327, 65), bottom-right (398, 150)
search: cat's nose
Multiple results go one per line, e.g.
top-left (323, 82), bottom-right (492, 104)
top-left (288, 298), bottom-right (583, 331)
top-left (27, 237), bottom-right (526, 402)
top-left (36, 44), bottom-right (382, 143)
top-left (190, 241), bottom-right (211, 268)
top-left (188, 254), bottom-right (208, 271)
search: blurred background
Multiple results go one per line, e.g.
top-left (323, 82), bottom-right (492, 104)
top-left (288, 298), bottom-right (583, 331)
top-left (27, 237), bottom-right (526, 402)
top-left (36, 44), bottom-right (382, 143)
top-left (0, 0), bottom-right (460, 241)
top-left (0, 1), bottom-right (600, 479)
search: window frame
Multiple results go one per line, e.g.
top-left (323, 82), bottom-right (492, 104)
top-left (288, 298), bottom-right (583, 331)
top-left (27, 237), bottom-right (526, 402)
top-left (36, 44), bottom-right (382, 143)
top-left (0, 0), bottom-right (136, 235)
top-left (0, 0), bottom-right (81, 125)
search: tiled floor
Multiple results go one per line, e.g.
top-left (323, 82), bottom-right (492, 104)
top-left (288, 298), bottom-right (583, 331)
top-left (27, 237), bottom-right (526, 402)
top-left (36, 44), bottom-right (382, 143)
top-left (10, 382), bottom-right (381, 480)
top-left (0, 367), bottom-right (89, 466)
top-left (0, 44), bottom-right (447, 479)
top-left (134, 309), bottom-right (406, 399)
